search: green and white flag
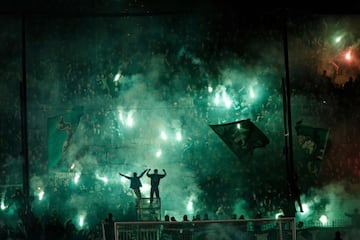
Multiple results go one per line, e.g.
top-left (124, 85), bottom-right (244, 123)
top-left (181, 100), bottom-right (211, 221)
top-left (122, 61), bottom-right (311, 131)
top-left (295, 121), bottom-right (330, 174)
top-left (47, 107), bottom-right (83, 170)
top-left (210, 119), bottom-right (270, 159)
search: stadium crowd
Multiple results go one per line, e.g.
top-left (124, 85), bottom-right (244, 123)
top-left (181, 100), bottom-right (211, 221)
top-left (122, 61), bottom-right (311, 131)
top-left (1, 12), bottom-right (360, 240)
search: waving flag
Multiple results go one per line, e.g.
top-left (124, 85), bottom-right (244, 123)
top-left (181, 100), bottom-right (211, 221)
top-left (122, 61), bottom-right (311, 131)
top-left (47, 107), bottom-right (83, 170)
top-left (295, 121), bottom-right (330, 174)
top-left (210, 119), bottom-right (270, 159)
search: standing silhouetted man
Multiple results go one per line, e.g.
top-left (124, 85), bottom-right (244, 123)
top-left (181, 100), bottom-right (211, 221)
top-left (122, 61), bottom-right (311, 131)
top-left (119, 169), bottom-right (147, 206)
top-left (147, 168), bottom-right (166, 204)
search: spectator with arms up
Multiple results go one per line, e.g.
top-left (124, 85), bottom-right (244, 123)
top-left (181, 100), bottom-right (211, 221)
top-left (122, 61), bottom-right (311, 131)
top-left (147, 169), bottom-right (166, 204)
top-left (119, 169), bottom-right (147, 206)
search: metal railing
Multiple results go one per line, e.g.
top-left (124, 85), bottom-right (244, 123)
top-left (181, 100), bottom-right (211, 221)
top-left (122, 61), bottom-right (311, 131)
top-left (104, 217), bottom-right (297, 240)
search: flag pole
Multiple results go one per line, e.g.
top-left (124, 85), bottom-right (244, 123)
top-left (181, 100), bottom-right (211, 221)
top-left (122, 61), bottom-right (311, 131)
top-left (281, 11), bottom-right (302, 216)
top-left (20, 12), bottom-right (31, 215)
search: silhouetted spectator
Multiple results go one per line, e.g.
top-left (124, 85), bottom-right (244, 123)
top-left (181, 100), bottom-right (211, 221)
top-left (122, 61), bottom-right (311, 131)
top-left (215, 205), bottom-right (228, 219)
top-left (239, 214), bottom-right (247, 232)
top-left (181, 214), bottom-right (193, 240)
top-left (334, 230), bottom-right (343, 240)
top-left (64, 219), bottom-right (77, 240)
top-left (161, 215), bottom-right (172, 240)
top-left (146, 169), bottom-right (167, 204)
top-left (44, 212), bottom-right (64, 240)
top-left (253, 211), bottom-right (262, 234)
top-left (103, 213), bottom-right (115, 240)
top-left (11, 189), bottom-right (25, 216)
top-left (119, 169), bottom-right (147, 206)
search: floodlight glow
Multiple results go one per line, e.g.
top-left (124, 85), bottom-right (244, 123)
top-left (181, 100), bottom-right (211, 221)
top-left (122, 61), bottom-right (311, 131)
top-left (176, 131), bottom-right (182, 141)
top-left (214, 93), bottom-right (220, 105)
top-left (118, 110), bottom-right (135, 128)
top-left (319, 215), bottom-right (328, 225)
top-left (186, 200), bottom-right (194, 212)
top-left (74, 172), bottom-right (81, 184)
top-left (186, 194), bottom-right (196, 214)
top-left (275, 211), bottom-right (284, 219)
top-left (70, 163), bottom-right (75, 170)
top-left (38, 189), bottom-right (45, 201)
top-left (345, 51), bottom-right (351, 61)
top-left (78, 214), bottom-right (85, 227)
top-left (249, 86), bottom-right (255, 99)
top-left (335, 36), bottom-right (342, 43)
top-left (96, 174), bottom-right (108, 183)
top-left (114, 73), bottom-right (121, 82)
top-left (0, 191), bottom-right (7, 210)
top-left (208, 85), bottom-right (213, 93)
top-left (221, 92), bottom-right (232, 108)
top-left (1, 192), bottom-right (5, 202)
top-left (119, 111), bottom-right (124, 123)
top-left (1, 199), bottom-right (7, 210)
top-left (156, 149), bottom-right (162, 157)
top-left (126, 113), bottom-right (134, 127)
top-left (161, 131), bottom-right (168, 140)
top-left (300, 203), bottom-right (309, 214)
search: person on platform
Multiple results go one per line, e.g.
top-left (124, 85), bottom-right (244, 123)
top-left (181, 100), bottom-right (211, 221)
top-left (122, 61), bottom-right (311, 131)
top-left (146, 168), bottom-right (166, 204)
top-left (119, 169), bottom-right (147, 206)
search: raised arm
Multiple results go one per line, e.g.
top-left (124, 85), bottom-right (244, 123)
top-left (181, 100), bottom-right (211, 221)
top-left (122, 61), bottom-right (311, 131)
top-left (146, 169), bottom-right (151, 177)
top-left (162, 169), bottom-right (167, 176)
top-left (119, 172), bottom-right (130, 179)
top-left (139, 169), bottom-right (147, 178)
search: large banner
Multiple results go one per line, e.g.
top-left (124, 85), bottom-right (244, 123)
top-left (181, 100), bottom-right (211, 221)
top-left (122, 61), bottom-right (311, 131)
top-left (210, 119), bottom-right (270, 159)
top-left (47, 107), bottom-right (83, 170)
top-left (295, 121), bottom-right (330, 174)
